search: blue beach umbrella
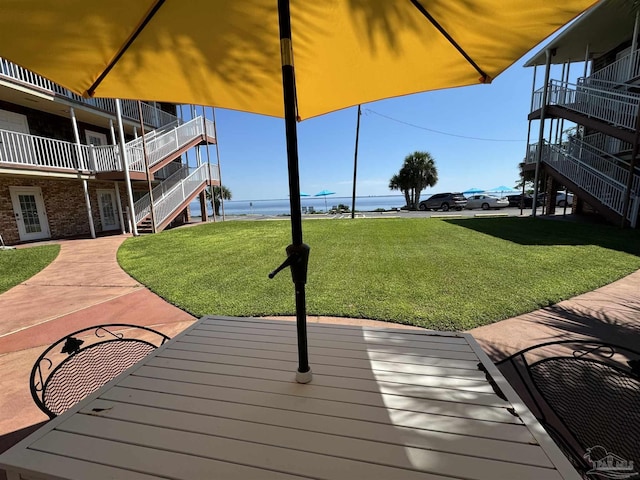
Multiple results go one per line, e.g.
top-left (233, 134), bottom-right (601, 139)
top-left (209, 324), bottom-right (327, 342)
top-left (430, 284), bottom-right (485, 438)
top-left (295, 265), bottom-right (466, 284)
top-left (463, 187), bottom-right (485, 195)
top-left (315, 190), bottom-right (336, 211)
top-left (300, 192), bottom-right (311, 197)
top-left (489, 185), bottom-right (518, 196)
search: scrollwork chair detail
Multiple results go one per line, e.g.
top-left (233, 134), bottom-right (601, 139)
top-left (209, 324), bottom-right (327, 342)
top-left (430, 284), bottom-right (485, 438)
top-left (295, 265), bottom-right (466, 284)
top-left (496, 340), bottom-right (640, 479)
top-left (30, 324), bottom-right (170, 418)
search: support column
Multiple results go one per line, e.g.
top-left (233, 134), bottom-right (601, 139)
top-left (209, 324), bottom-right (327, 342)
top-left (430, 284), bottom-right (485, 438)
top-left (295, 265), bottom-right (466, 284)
top-left (199, 191), bottom-right (208, 221)
top-left (629, 11), bottom-right (639, 80)
top-left (583, 44), bottom-right (590, 78)
top-left (202, 106), bottom-right (216, 222)
top-left (109, 119), bottom-right (117, 145)
top-left (70, 107), bottom-right (96, 239)
top-left (137, 101), bottom-right (156, 233)
top-left (114, 182), bottom-right (126, 234)
top-left (532, 49), bottom-right (553, 217)
top-left (522, 65), bottom-right (538, 215)
top-left (212, 107), bottom-right (225, 220)
top-left (116, 99), bottom-right (138, 236)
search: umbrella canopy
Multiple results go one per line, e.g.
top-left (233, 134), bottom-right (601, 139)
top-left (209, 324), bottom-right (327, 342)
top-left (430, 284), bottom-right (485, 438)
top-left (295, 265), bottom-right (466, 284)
top-left (0, 0), bottom-right (598, 383)
top-left (489, 185), bottom-right (519, 195)
top-left (314, 189), bottom-right (336, 211)
top-left (463, 187), bottom-right (485, 195)
top-left (315, 189), bottom-right (336, 197)
top-left (299, 192), bottom-right (311, 197)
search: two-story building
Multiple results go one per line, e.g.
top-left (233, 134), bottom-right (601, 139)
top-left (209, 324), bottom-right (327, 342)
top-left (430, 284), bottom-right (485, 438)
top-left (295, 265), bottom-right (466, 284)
top-left (523, 0), bottom-right (640, 228)
top-left (0, 57), bottom-right (219, 246)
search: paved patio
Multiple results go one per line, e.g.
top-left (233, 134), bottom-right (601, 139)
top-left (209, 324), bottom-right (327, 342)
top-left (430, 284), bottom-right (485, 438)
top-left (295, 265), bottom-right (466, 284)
top-left (1, 233), bottom-right (638, 471)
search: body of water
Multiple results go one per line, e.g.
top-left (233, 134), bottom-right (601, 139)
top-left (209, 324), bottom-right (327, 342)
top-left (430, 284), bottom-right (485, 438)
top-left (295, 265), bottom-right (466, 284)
top-left (191, 195), bottom-right (407, 216)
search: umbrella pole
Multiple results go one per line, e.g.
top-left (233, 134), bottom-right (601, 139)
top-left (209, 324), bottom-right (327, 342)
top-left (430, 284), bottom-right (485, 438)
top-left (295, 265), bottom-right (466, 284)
top-left (272, 0), bottom-right (312, 383)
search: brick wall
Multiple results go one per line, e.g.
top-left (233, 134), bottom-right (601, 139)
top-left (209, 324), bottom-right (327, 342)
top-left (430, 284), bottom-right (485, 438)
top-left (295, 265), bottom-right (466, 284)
top-left (0, 175), bottom-right (130, 245)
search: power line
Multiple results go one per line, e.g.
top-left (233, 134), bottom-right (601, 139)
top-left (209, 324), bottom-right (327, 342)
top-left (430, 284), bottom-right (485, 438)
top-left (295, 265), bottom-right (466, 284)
top-left (364, 109), bottom-right (525, 142)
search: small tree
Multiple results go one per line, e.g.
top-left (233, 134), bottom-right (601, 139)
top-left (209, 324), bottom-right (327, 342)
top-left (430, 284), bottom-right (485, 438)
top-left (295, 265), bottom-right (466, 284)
top-left (206, 185), bottom-right (232, 216)
top-left (515, 160), bottom-right (537, 194)
top-left (389, 151), bottom-right (438, 209)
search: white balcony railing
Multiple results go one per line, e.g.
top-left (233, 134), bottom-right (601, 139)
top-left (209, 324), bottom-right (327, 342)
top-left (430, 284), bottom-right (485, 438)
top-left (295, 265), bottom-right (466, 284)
top-left (0, 57), bottom-right (177, 129)
top-left (582, 132), bottom-right (635, 155)
top-left (0, 115), bottom-right (212, 174)
top-left (532, 80), bottom-right (640, 131)
top-left (589, 50), bottom-right (640, 85)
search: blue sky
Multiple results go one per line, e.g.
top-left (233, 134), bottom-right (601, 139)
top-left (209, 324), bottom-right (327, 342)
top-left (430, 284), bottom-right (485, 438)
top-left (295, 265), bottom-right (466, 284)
top-left (183, 52), bottom-right (570, 202)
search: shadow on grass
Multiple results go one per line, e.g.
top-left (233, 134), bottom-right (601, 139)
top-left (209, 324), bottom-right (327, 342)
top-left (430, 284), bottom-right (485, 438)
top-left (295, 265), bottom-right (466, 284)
top-left (444, 217), bottom-right (640, 256)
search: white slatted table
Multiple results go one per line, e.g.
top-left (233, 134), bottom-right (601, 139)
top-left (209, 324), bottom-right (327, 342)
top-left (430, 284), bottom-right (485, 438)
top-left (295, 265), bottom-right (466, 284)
top-left (0, 316), bottom-right (580, 479)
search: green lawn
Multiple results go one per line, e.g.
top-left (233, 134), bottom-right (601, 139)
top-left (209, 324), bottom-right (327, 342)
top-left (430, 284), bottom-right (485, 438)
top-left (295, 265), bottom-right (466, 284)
top-left (117, 217), bottom-right (640, 330)
top-left (0, 245), bottom-right (60, 294)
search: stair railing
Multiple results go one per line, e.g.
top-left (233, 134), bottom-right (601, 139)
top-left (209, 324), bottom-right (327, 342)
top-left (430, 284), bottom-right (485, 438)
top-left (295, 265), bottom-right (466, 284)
top-left (532, 80), bottom-right (640, 131)
top-left (152, 164), bottom-right (209, 226)
top-left (546, 142), bottom-right (640, 217)
top-left (588, 49), bottom-right (640, 85)
top-left (126, 117), bottom-right (215, 171)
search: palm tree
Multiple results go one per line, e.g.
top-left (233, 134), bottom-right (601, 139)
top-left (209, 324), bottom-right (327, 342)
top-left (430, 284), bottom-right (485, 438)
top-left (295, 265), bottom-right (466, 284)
top-left (389, 151), bottom-right (438, 209)
top-left (206, 185), bottom-right (232, 216)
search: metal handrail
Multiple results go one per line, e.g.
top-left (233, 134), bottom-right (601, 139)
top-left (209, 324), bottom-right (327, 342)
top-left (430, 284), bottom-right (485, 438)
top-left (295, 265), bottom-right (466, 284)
top-left (0, 115), bottom-right (213, 175)
top-left (532, 80), bottom-right (640, 131)
top-left (152, 164), bottom-right (210, 226)
top-left (588, 49), bottom-right (640, 85)
top-left (127, 117), bottom-right (215, 170)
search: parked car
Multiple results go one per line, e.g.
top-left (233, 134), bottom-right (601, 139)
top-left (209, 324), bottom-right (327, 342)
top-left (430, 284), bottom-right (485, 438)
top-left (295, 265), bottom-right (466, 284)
top-left (506, 194), bottom-right (543, 208)
top-left (465, 194), bottom-right (509, 210)
top-left (536, 192), bottom-right (574, 207)
top-left (418, 193), bottom-right (467, 211)
top-left (556, 192), bottom-right (574, 207)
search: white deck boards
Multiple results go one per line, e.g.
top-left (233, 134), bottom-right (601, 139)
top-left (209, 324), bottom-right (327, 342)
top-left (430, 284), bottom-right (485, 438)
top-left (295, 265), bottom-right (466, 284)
top-left (0, 316), bottom-right (581, 480)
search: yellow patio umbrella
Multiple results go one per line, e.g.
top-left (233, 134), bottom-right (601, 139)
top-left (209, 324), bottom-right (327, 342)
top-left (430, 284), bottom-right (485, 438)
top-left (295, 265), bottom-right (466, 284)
top-left (0, 0), bottom-right (598, 382)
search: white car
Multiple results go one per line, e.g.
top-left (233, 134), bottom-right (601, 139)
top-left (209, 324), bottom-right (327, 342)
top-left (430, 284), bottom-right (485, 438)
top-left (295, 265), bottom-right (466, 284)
top-left (556, 192), bottom-right (574, 207)
top-left (465, 194), bottom-right (509, 210)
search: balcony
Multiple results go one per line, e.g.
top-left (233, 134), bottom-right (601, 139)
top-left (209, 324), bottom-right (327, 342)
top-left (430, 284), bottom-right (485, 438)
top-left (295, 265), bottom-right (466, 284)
top-left (0, 116), bottom-right (214, 175)
top-left (531, 80), bottom-right (640, 132)
top-left (0, 57), bottom-right (176, 129)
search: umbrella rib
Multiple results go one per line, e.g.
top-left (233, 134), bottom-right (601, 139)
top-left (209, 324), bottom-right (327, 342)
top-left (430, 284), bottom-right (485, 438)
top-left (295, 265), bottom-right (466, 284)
top-left (87, 0), bottom-right (166, 97)
top-left (408, 0), bottom-right (490, 83)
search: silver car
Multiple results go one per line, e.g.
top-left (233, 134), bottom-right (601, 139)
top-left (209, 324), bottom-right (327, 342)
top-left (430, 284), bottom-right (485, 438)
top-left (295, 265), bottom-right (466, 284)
top-left (465, 194), bottom-right (509, 210)
top-left (418, 193), bottom-right (467, 211)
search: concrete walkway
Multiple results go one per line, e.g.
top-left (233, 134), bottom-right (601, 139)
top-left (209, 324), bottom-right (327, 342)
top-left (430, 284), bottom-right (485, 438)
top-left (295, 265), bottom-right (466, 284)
top-left (0, 235), bottom-right (195, 456)
top-left (1, 233), bottom-right (638, 460)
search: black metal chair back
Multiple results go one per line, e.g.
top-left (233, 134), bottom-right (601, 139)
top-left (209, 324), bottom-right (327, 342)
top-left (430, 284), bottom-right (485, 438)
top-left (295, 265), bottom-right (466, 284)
top-left (30, 324), bottom-right (170, 418)
top-left (496, 340), bottom-right (640, 479)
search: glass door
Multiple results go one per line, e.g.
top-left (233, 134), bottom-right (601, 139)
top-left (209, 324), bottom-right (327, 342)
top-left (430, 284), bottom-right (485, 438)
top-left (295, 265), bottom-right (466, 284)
top-left (9, 186), bottom-right (50, 241)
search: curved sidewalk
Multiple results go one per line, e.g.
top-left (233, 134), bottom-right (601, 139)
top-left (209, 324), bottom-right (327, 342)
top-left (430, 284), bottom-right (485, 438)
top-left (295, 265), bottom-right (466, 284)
top-left (0, 234), bottom-right (196, 455)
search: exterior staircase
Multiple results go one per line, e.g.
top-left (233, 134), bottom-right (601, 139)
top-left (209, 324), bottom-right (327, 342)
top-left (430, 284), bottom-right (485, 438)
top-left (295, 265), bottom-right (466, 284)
top-left (134, 163), bottom-right (214, 233)
top-left (125, 116), bottom-right (215, 174)
top-left (528, 63), bottom-right (640, 227)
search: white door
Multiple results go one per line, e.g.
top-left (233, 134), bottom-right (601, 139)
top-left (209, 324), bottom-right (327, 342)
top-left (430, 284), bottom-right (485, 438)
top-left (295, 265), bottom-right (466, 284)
top-left (97, 189), bottom-right (120, 231)
top-left (9, 186), bottom-right (50, 241)
top-left (0, 110), bottom-right (32, 164)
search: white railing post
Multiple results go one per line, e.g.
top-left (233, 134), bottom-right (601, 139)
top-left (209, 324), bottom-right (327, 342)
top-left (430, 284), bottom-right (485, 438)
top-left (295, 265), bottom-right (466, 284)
top-left (70, 107), bottom-right (96, 239)
top-left (89, 145), bottom-right (98, 171)
top-left (116, 99), bottom-right (138, 236)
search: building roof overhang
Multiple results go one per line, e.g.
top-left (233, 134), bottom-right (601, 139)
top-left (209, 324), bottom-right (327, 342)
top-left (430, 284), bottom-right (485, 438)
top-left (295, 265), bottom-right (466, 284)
top-left (524, 0), bottom-right (638, 66)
